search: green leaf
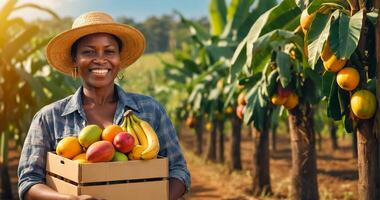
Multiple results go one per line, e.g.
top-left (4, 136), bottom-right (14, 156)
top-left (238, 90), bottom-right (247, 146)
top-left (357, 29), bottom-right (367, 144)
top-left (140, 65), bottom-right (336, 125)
top-left (248, 30), bottom-right (302, 72)
top-left (175, 11), bottom-right (211, 43)
top-left (245, 0), bottom-right (300, 67)
top-left (229, 38), bottom-right (247, 82)
top-left (237, 0), bottom-right (277, 40)
top-left (276, 51), bottom-right (292, 87)
top-left (343, 115), bottom-right (353, 133)
top-left (307, 13), bottom-right (331, 69)
top-left (209, 0), bottom-right (227, 36)
top-left (329, 10), bottom-right (363, 59)
top-left (265, 69), bottom-right (279, 97)
top-left (322, 71), bottom-right (334, 97)
top-left (221, 0), bottom-right (254, 38)
top-left (307, 0), bottom-right (348, 14)
top-left (327, 74), bottom-right (342, 120)
top-left (366, 11), bottom-right (378, 25)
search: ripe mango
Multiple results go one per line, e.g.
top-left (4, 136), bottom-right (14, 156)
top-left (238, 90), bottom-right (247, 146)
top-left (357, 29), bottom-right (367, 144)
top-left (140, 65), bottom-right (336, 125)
top-left (72, 153), bottom-right (88, 163)
top-left (86, 141), bottom-right (115, 162)
top-left (56, 137), bottom-right (82, 159)
top-left (78, 124), bottom-right (102, 148)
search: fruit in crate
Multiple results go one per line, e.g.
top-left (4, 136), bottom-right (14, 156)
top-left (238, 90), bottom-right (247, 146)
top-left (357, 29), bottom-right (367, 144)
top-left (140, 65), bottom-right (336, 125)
top-left (102, 124), bottom-right (124, 142)
top-left (86, 141), bottom-right (115, 162)
top-left (78, 124), bottom-right (102, 148)
top-left (56, 137), bottom-right (82, 159)
top-left (122, 110), bottom-right (160, 160)
top-left (113, 132), bottom-right (135, 153)
top-left (112, 151), bottom-right (128, 161)
top-left (72, 153), bottom-right (88, 163)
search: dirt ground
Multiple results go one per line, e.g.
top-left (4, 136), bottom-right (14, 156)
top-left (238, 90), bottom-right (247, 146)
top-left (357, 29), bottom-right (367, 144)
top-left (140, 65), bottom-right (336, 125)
top-left (4, 126), bottom-right (357, 200)
top-left (181, 126), bottom-right (358, 200)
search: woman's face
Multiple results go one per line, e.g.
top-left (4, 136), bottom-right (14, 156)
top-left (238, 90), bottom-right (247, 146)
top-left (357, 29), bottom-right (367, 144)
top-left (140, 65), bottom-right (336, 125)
top-left (74, 33), bottom-right (121, 88)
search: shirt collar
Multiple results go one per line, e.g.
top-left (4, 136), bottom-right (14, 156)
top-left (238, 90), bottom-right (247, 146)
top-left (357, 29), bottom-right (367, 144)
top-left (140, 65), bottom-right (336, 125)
top-left (61, 84), bottom-right (140, 117)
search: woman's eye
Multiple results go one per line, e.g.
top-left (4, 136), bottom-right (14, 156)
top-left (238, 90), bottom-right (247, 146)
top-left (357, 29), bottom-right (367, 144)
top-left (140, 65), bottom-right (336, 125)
top-left (82, 50), bottom-right (95, 55)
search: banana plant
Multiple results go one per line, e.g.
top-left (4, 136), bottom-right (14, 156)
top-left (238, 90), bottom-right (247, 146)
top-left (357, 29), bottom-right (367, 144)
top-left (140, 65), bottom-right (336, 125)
top-left (0, 0), bottom-right (79, 198)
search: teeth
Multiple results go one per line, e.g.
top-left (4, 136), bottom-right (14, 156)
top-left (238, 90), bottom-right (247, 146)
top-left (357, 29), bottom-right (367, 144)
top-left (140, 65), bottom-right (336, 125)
top-left (90, 69), bottom-right (109, 75)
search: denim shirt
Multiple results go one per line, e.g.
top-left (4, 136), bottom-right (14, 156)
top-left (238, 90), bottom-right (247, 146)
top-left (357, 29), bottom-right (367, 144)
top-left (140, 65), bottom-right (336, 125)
top-left (17, 85), bottom-right (191, 199)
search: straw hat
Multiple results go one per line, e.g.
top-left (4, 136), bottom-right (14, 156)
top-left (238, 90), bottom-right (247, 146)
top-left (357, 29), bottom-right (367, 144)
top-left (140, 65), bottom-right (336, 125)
top-left (46, 11), bottom-right (146, 76)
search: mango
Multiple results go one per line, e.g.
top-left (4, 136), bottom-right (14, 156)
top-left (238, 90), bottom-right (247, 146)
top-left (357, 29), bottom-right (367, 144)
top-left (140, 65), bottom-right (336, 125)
top-left (86, 141), bottom-right (115, 162)
top-left (112, 151), bottom-right (128, 162)
top-left (72, 153), bottom-right (88, 163)
top-left (56, 137), bottom-right (82, 159)
top-left (78, 124), bottom-right (102, 148)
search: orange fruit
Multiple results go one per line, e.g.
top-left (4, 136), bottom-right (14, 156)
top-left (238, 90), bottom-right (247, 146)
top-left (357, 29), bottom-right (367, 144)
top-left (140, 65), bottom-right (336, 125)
top-left (350, 90), bottom-right (377, 119)
top-left (323, 55), bottom-right (347, 72)
top-left (56, 137), bottom-right (82, 159)
top-left (283, 93), bottom-right (299, 110)
top-left (102, 124), bottom-right (124, 142)
top-left (300, 9), bottom-right (316, 33)
top-left (185, 116), bottom-right (196, 128)
top-left (336, 67), bottom-right (360, 91)
top-left (271, 94), bottom-right (288, 106)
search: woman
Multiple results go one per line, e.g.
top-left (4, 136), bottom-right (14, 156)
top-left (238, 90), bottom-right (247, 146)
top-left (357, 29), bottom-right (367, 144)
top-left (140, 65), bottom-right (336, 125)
top-left (17, 11), bottom-right (190, 200)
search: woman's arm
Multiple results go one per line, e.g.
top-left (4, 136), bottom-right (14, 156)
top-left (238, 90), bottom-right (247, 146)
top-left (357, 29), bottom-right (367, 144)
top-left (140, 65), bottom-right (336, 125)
top-left (26, 184), bottom-right (99, 200)
top-left (169, 178), bottom-right (186, 200)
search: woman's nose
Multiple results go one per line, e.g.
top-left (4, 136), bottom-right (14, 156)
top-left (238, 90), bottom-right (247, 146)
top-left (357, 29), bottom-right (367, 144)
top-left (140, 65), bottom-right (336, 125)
top-left (93, 52), bottom-right (107, 64)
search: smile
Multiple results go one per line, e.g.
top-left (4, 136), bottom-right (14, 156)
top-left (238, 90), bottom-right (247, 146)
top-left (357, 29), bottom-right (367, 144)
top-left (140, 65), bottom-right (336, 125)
top-left (89, 68), bottom-right (111, 75)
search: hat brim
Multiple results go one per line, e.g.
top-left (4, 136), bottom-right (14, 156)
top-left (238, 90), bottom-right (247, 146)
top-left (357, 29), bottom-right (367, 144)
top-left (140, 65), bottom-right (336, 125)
top-left (46, 23), bottom-right (146, 76)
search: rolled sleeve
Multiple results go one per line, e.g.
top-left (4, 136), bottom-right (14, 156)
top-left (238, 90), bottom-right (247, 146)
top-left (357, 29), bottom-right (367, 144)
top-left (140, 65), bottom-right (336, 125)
top-left (155, 103), bottom-right (191, 193)
top-left (18, 112), bottom-right (52, 200)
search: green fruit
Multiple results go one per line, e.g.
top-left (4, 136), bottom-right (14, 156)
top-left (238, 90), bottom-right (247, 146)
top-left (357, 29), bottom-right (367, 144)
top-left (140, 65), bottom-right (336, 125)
top-left (112, 151), bottom-right (128, 162)
top-left (78, 125), bottom-right (102, 148)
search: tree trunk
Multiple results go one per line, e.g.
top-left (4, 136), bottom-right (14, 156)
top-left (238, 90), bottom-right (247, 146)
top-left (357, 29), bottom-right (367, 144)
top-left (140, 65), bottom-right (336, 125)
top-left (357, 1), bottom-right (380, 199)
top-left (353, 131), bottom-right (358, 158)
top-left (194, 116), bottom-right (204, 155)
top-left (206, 119), bottom-right (217, 161)
top-left (270, 124), bottom-right (277, 151)
top-left (288, 104), bottom-right (319, 200)
top-left (217, 118), bottom-right (225, 163)
top-left (0, 132), bottom-right (12, 200)
top-left (357, 120), bottom-right (379, 200)
top-left (251, 124), bottom-right (272, 197)
top-left (230, 114), bottom-right (242, 170)
top-left (329, 121), bottom-right (338, 150)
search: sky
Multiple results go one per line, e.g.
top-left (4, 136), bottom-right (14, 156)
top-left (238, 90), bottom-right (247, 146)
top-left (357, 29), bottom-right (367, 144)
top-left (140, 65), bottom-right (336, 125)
top-left (2, 0), bottom-right (209, 21)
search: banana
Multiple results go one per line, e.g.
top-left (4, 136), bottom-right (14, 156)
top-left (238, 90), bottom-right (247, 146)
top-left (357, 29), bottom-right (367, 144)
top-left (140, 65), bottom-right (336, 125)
top-left (130, 114), bottom-right (148, 148)
top-left (125, 117), bottom-right (140, 146)
top-left (132, 114), bottom-right (160, 160)
top-left (128, 145), bottom-right (145, 160)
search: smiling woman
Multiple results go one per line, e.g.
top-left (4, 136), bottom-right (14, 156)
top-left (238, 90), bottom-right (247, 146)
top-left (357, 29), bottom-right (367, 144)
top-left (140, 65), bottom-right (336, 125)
top-left (17, 11), bottom-right (191, 200)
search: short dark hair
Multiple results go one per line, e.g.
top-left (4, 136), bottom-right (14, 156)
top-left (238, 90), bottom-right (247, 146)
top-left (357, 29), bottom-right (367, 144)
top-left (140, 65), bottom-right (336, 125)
top-left (70, 33), bottom-right (123, 61)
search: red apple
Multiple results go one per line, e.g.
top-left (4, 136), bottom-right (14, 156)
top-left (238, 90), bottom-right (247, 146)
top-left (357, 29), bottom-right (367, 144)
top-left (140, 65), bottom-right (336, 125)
top-left (113, 132), bottom-right (135, 153)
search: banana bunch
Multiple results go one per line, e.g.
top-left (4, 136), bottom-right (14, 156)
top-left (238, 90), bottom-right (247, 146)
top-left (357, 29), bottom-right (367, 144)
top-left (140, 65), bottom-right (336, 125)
top-left (120, 110), bottom-right (160, 160)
